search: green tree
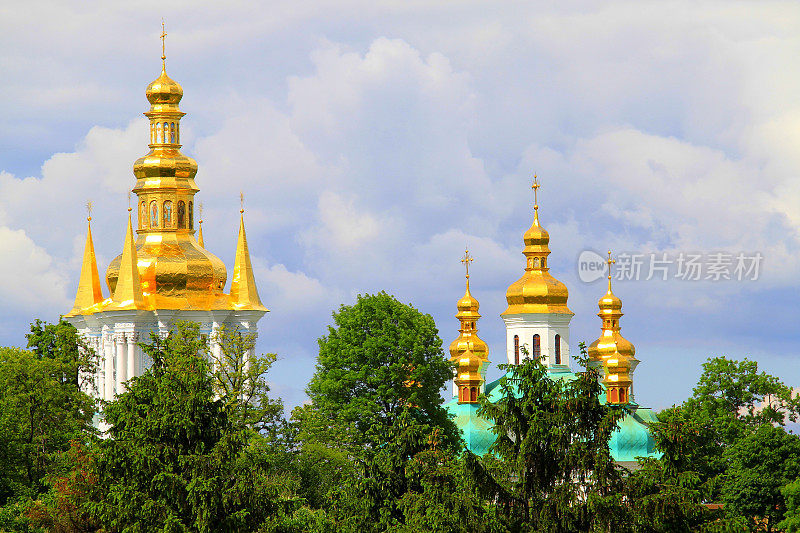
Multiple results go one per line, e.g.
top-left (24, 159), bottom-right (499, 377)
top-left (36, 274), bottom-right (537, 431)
top-left (0, 346), bottom-right (96, 508)
top-left (779, 479), bottom-right (800, 532)
top-left (27, 319), bottom-right (98, 392)
top-left (468, 350), bottom-right (625, 532)
top-left (301, 292), bottom-right (459, 450)
top-left (86, 322), bottom-right (298, 532)
top-left (721, 424), bottom-right (800, 532)
top-left (210, 325), bottom-right (285, 439)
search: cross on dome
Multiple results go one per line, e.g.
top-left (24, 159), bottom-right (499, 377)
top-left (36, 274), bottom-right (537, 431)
top-left (160, 19), bottom-right (167, 64)
top-left (606, 250), bottom-right (616, 281)
top-left (461, 248), bottom-right (473, 279)
top-left (531, 174), bottom-right (540, 212)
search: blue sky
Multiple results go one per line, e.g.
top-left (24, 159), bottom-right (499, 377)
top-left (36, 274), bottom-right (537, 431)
top-left (1, 1), bottom-right (800, 411)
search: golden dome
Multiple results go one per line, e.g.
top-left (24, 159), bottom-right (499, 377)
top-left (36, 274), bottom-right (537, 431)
top-left (587, 252), bottom-right (637, 404)
top-left (146, 67), bottom-right (183, 106)
top-left (449, 250), bottom-right (489, 383)
top-left (502, 202), bottom-right (573, 316)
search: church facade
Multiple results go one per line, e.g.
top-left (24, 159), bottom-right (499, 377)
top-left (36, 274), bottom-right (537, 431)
top-left (64, 53), bottom-right (267, 407)
top-left (444, 182), bottom-right (660, 468)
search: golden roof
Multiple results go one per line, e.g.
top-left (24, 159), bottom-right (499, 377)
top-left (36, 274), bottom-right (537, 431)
top-left (449, 250), bottom-right (489, 396)
top-left (67, 46), bottom-right (266, 316)
top-left (502, 178), bottom-right (572, 316)
top-left (587, 252), bottom-right (637, 399)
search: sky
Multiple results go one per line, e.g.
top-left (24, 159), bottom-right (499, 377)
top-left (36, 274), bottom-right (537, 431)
top-left (1, 0), bottom-right (800, 412)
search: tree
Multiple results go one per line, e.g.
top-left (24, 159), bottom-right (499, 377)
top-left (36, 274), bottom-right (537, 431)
top-left (26, 319), bottom-right (98, 393)
top-left (86, 322), bottom-right (298, 532)
top-left (210, 324), bottom-right (285, 439)
top-left (301, 292), bottom-right (459, 450)
top-left (468, 349), bottom-right (625, 532)
top-left (721, 424), bottom-right (800, 532)
top-left (0, 346), bottom-right (96, 508)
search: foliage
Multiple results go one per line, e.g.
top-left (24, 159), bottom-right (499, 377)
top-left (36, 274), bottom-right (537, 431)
top-left (86, 322), bottom-right (299, 532)
top-left (469, 347), bottom-right (625, 532)
top-left (27, 319), bottom-right (99, 394)
top-left (779, 479), bottom-right (800, 533)
top-left (302, 292), bottom-right (459, 450)
top-left (721, 424), bottom-right (800, 532)
top-left (0, 345), bottom-right (96, 507)
top-left (210, 324), bottom-right (286, 439)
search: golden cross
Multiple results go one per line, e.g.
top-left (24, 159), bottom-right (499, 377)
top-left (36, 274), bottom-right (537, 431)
top-left (127, 191), bottom-right (132, 212)
top-left (198, 202), bottom-right (203, 223)
top-left (531, 174), bottom-right (540, 211)
top-left (606, 250), bottom-right (616, 280)
top-left (461, 248), bottom-right (473, 279)
top-left (160, 19), bottom-right (167, 63)
top-left (240, 192), bottom-right (244, 214)
top-left (86, 201), bottom-right (92, 221)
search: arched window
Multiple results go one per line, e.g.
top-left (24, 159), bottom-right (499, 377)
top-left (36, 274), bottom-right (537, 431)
top-left (175, 123), bottom-right (180, 143)
top-left (514, 335), bottom-right (520, 365)
top-left (139, 202), bottom-right (146, 229)
top-left (188, 202), bottom-right (194, 229)
top-left (170, 122), bottom-right (175, 143)
top-left (149, 201), bottom-right (158, 228)
top-left (163, 200), bottom-right (173, 227)
top-left (554, 334), bottom-right (561, 365)
top-left (156, 122), bottom-right (162, 143)
top-left (177, 201), bottom-right (186, 228)
top-left (470, 387), bottom-right (477, 402)
top-left (541, 257), bottom-right (546, 268)
top-left (150, 123), bottom-right (155, 144)
top-left (461, 387), bottom-right (468, 402)
top-left (533, 334), bottom-right (541, 358)
top-left (163, 122), bottom-right (168, 143)
top-left (533, 257), bottom-right (540, 268)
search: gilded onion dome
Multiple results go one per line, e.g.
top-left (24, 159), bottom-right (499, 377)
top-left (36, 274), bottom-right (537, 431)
top-left (450, 250), bottom-right (489, 404)
top-left (502, 178), bottom-right (572, 316)
top-left (587, 252), bottom-right (638, 404)
top-left (105, 56), bottom-right (229, 310)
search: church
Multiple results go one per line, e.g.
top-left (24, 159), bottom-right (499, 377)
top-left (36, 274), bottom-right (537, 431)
top-left (63, 46), bottom-right (658, 466)
top-left (443, 181), bottom-right (661, 468)
top-left (64, 46), bottom-right (267, 407)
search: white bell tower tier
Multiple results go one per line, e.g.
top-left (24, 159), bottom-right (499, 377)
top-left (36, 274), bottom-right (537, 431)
top-left (501, 178), bottom-right (573, 369)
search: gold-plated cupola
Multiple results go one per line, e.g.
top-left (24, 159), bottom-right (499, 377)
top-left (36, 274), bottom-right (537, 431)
top-left (450, 250), bottom-right (489, 403)
top-left (587, 251), bottom-right (638, 405)
top-left (105, 32), bottom-right (228, 310)
top-left (502, 177), bottom-right (572, 316)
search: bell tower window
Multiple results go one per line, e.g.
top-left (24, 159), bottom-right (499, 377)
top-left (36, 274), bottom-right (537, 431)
top-left (188, 202), bottom-right (194, 229)
top-left (554, 334), bottom-right (561, 365)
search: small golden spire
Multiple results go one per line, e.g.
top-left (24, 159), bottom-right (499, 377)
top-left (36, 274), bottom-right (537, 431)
top-left (197, 202), bottom-right (204, 247)
top-left (229, 208), bottom-right (267, 311)
top-left (65, 209), bottom-right (104, 316)
top-left (110, 210), bottom-right (146, 310)
top-left (160, 19), bottom-right (167, 69)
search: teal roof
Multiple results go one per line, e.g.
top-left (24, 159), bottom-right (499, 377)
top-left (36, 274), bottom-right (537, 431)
top-left (446, 366), bottom-right (661, 464)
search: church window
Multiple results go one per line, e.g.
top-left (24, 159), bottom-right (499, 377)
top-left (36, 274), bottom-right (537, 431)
top-left (514, 335), bottom-right (519, 365)
top-left (163, 200), bottom-right (173, 226)
top-left (150, 123), bottom-right (155, 144)
top-left (177, 201), bottom-right (186, 228)
top-left (461, 387), bottom-right (468, 402)
top-left (541, 257), bottom-right (546, 268)
top-left (139, 202), bottom-right (146, 229)
top-left (470, 387), bottom-right (477, 402)
top-left (555, 334), bottom-right (561, 365)
top-left (156, 122), bottom-right (162, 143)
top-left (175, 123), bottom-right (180, 143)
top-left (163, 122), bottom-right (168, 143)
top-left (149, 201), bottom-right (158, 228)
top-left (533, 257), bottom-right (540, 268)
top-left (533, 334), bottom-right (541, 358)
top-left (188, 202), bottom-right (194, 228)
top-left (170, 122), bottom-right (175, 143)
